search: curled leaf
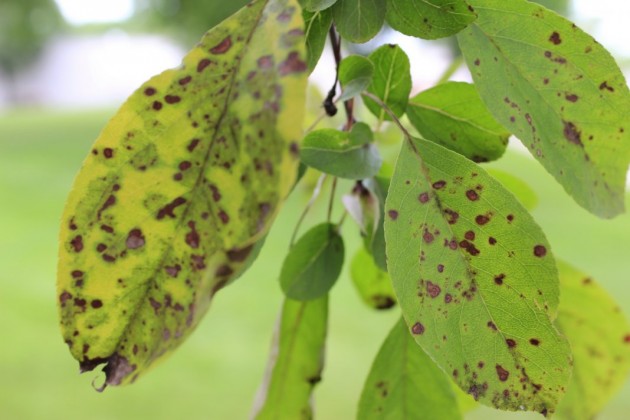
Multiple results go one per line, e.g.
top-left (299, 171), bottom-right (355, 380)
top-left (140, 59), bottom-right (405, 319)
top-left (57, 0), bottom-right (308, 387)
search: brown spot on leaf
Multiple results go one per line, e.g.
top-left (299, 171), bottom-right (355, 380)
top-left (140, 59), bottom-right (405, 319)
top-left (411, 322), bottom-right (425, 335)
top-left (165, 95), bottom-right (181, 104)
top-left (466, 190), bottom-right (479, 201)
top-left (533, 245), bottom-right (547, 257)
top-left (59, 291), bottom-right (72, 305)
top-left (70, 235), bottom-right (84, 252)
top-left (197, 58), bottom-right (212, 72)
top-left (165, 264), bottom-right (181, 277)
top-left (549, 32), bottom-right (562, 45)
top-left (144, 87), bottom-right (156, 96)
top-left (215, 265), bottom-right (233, 277)
top-left (600, 81), bottom-right (614, 92)
top-left (279, 51), bottom-right (307, 75)
top-left (185, 221), bottom-right (200, 249)
top-left (506, 339), bottom-right (516, 348)
top-left (91, 300), bottom-right (103, 309)
top-left (426, 281), bottom-right (441, 298)
top-left (103, 354), bottom-right (137, 386)
top-left (475, 215), bottom-right (490, 225)
top-left (388, 210), bottom-right (399, 220)
top-left (464, 231), bottom-right (475, 241)
top-left (179, 75), bottom-right (192, 85)
top-left (157, 197), bottom-right (187, 220)
top-left (418, 192), bottom-right (430, 203)
top-left (126, 229), bottom-right (145, 249)
top-left (432, 180), bottom-right (446, 190)
top-left (563, 121), bottom-right (583, 146)
top-left (494, 274), bottom-right (505, 285)
top-left (152, 101), bottom-right (163, 111)
top-left (210, 36), bottom-right (232, 54)
top-left (227, 245), bottom-right (254, 262)
top-left (258, 55), bottom-right (274, 69)
top-left (444, 209), bottom-right (459, 225)
top-left (496, 365), bottom-right (509, 381)
top-left (530, 338), bottom-right (541, 346)
top-left (103, 148), bottom-right (114, 159)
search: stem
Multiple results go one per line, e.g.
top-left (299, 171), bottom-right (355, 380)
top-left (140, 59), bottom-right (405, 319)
top-left (290, 174), bottom-right (328, 247)
top-left (437, 55), bottom-right (464, 85)
top-left (328, 25), bottom-right (355, 128)
top-left (327, 177), bottom-right (338, 222)
top-left (362, 92), bottom-right (413, 141)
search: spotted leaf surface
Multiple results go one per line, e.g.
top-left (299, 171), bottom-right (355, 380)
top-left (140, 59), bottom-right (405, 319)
top-left (385, 0), bottom-right (476, 40)
top-left (57, 0), bottom-right (308, 387)
top-left (252, 296), bottom-right (328, 420)
top-left (407, 82), bottom-right (510, 163)
top-left (358, 318), bottom-right (462, 419)
top-left (458, 0), bottom-right (630, 218)
top-left (384, 137), bottom-right (572, 414)
top-left (555, 261), bottom-right (630, 420)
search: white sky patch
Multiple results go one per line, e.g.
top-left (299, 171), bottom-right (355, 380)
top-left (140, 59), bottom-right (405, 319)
top-left (572, 0), bottom-right (630, 57)
top-left (54, 0), bottom-right (134, 26)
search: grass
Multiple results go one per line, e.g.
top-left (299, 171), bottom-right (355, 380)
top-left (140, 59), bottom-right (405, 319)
top-left (0, 108), bottom-right (629, 419)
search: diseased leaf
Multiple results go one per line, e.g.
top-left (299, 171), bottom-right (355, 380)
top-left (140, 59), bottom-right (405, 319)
top-left (487, 169), bottom-right (538, 212)
top-left (384, 137), bottom-right (572, 414)
top-left (280, 223), bottom-right (344, 300)
top-left (363, 44), bottom-right (412, 122)
top-left (300, 0), bottom-right (338, 11)
top-left (300, 123), bottom-right (382, 179)
top-left (303, 8), bottom-right (333, 72)
top-left (385, 0), bottom-right (476, 40)
top-left (555, 261), bottom-right (630, 420)
top-left (57, 0), bottom-right (308, 387)
top-left (338, 55), bottom-right (374, 101)
top-left (407, 82), bottom-right (510, 163)
top-left (350, 247), bottom-right (396, 310)
top-left (358, 318), bottom-right (462, 419)
top-left (332, 0), bottom-right (386, 44)
top-left (252, 296), bottom-right (328, 420)
top-left (458, 0), bottom-right (630, 218)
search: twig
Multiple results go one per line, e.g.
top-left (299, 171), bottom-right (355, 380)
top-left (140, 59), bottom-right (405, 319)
top-left (327, 177), bottom-right (338, 222)
top-left (290, 174), bottom-right (328, 247)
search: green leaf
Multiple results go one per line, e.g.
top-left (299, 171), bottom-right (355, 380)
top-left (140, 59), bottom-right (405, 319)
top-left (385, 0), bottom-right (476, 40)
top-left (362, 175), bottom-right (390, 271)
top-left (57, 0), bottom-right (308, 387)
top-left (300, 123), bottom-right (383, 179)
top-left (350, 247), bottom-right (396, 310)
top-left (384, 137), bottom-right (572, 414)
top-left (332, 0), bottom-right (386, 43)
top-left (363, 44), bottom-right (412, 122)
top-left (342, 181), bottom-right (380, 239)
top-left (338, 55), bottom-right (374, 101)
top-left (533, 0), bottom-right (569, 14)
top-left (486, 169), bottom-right (538, 212)
top-left (280, 223), bottom-right (344, 300)
top-left (555, 261), bottom-right (630, 420)
top-left (358, 318), bottom-right (462, 419)
top-left (407, 82), bottom-right (510, 163)
top-left (300, 0), bottom-right (338, 11)
top-left (303, 8), bottom-right (333, 72)
top-left (252, 296), bottom-right (328, 420)
top-left (458, 0), bottom-right (630, 218)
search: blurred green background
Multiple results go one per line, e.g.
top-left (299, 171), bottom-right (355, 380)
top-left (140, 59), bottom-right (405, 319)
top-left (1, 0), bottom-right (630, 419)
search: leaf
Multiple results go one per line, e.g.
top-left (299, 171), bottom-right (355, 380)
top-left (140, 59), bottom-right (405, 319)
top-left (363, 44), bottom-right (412, 122)
top-left (532, 0), bottom-right (569, 14)
top-left (350, 247), bottom-right (396, 310)
top-left (332, 0), bottom-right (386, 44)
top-left (457, 0), bottom-right (630, 218)
top-left (407, 82), bottom-right (510, 163)
top-left (554, 261), bottom-right (630, 420)
top-left (338, 55), bottom-right (374, 101)
top-left (342, 181), bottom-right (380, 238)
top-left (252, 296), bottom-right (328, 420)
top-left (362, 175), bottom-right (390, 271)
top-left (300, 0), bottom-right (338, 11)
top-left (56, 0), bottom-right (308, 387)
top-left (486, 169), bottom-right (538, 212)
top-left (384, 137), bottom-right (572, 414)
top-left (303, 8), bottom-right (333, 72)
top-left (385, 0), bottom-right (476, 40)
top-left (300, 123), bottom-right (382, 179)
top-left (358, 318), bottom-right (462, 419)
top-left (280, 223), bottom-right (344, 300)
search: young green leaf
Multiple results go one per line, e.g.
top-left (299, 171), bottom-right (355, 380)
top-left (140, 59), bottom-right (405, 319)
top-left (554, 261), bottom-right (630, 420)
top-left (338, 55), bottom-right (374, 101)
top-left (384, 137), bottom-right (572, 414)
top-left (358, 318), bottom-right (462, 419)
top-left (332, 0), bottom-right (386, 44)
top-left (363, 44), bottom-right (412, 122)
top-left (303, 8), bottom-right (333, 72)
top-left (486, 169), bottom-right (538, 212)
top-left (407, 82), bottom-right (510, 163)
top-left (252, 296), bottom-right (328, 420)
top-left (299, 0), bottom-right (338, 11)
top-left (57, 0), bottom-right (308, 387)
top-left (300, 123), bottom-right (382, 179)
top-left (385, 0), bottom-right (476, 40)
top-left (350, 247), bottom-right (396, 310)
top-left (458, 0), bottom-right (630, 218)
top-left (280, 223), bottom-right (344, 300)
